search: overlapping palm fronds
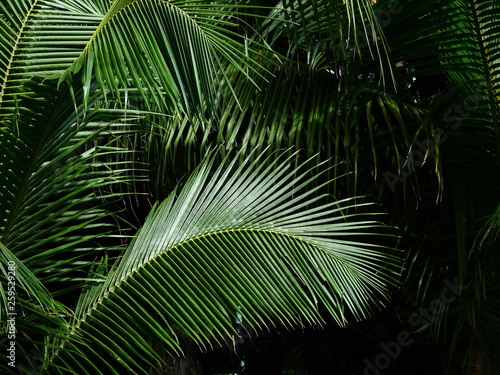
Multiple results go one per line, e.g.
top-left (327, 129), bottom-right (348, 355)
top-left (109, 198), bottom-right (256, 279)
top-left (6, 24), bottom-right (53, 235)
top-left (0, 0), bottom-right (403, 373)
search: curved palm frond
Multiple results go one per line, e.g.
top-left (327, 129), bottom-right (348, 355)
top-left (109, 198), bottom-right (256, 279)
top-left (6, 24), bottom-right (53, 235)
top-left (59, 0), bottom-right (276, 119)
top-left (43, 148), bottom-right (400, 374)
top-left (66, 0), bottom-right (412, 204)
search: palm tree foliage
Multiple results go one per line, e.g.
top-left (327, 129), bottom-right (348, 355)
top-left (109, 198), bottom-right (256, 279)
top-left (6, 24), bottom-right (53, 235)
top-left (376, 1), bottom-right (500, 372)
top-left (0, 0), bottom-right (399, 374)
top-left (1, 0), bottom-right (500, 373)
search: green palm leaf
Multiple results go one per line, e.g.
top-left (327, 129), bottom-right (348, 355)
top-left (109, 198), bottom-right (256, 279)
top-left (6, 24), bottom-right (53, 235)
top-left (0, 242), bottom-right (60, 323)
top-left (0, 75), bottom-right (149, 372)
top-left (44, 148), bottom-right (399, 374)
top-left (0, 241), bottom-right (77, 375)
top-left (60, 0), bottom-right (274, 118)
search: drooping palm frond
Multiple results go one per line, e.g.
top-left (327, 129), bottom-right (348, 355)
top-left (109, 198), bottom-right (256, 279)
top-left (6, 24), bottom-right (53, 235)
top-left (382, 0), bottom-right (500, 151)
top-left (43, 148), bottom-right (399, 374)
top-left (1, 0), bottom-right (274, 125)
top-left (64, 0), bottom-right (413, 206)
top-left (217, 62), bottom-right (424, 193)
top-left (0, 0), bottom-right (152, 303)
top-left (261, 0), bottom-right (395, 85)
top-left (195, 0), bottom-right (430, 201)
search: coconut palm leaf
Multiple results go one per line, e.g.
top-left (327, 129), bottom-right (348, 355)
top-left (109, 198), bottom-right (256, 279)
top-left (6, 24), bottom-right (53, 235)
top-left (42, 148), bottom-right (399, 374)
top-left (0, 0), bottom-right (273, 123)
top-left (0, 242), bottom-right (60, 324)
top-left (0, 242), bottom-right (80, 375)
top-left (65, 0), bottom-right (409, 201)
top-left (127, 0), bottom-right (423, 201)
top-left (214, 60), bottom-right (423, 194)
top-left (0, 71), bottom-right (153, 372)
top-left (58, 0), bottom-right (276, 118)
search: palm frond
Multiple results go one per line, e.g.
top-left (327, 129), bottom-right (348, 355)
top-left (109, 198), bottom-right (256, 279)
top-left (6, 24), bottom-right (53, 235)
top-left (203, 56), bottom-right (422, 200)
top-left (0, 242), bottom-right (61, 324)
top-left (44, 148), bottom-right (400, 374)
top-left (262, 0), bottom-right (395, 86)
top-left (59, 0), bottom-right (275, 118)
top-left (0, 241), bottom-right (77, 375)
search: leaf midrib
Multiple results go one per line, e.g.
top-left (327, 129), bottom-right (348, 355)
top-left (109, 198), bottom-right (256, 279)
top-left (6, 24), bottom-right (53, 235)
top-left (78, 226), bottom-right (343, 327)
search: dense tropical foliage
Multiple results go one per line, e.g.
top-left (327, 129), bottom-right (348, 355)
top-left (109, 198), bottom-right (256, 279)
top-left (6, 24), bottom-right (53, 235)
top-left (1, 0), bottom-right (499, 374)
